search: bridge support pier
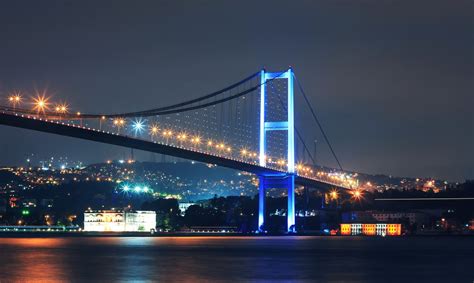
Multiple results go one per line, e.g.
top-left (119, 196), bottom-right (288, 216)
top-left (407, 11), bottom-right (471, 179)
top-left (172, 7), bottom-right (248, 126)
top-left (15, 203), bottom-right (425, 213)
top-left (258, 174), bottom-right (296, 233)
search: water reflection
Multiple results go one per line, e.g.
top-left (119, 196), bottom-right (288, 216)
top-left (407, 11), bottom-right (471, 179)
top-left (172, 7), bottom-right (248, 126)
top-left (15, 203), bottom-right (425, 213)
top-left (1, 238), bottom-right (68, 281)
top-left (0, 236), bottom-right (472, 282)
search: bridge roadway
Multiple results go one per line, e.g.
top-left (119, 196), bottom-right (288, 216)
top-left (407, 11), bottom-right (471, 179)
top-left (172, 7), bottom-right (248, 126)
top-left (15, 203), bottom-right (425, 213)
top-left (0, 112), bottom-right (346, 191)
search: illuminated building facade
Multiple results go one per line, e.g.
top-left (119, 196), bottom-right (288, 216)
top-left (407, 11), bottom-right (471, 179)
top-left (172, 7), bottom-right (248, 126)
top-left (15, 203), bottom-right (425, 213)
top-left (340, 223), bottom-right (402, 236)
top-left (84, 210), bottom-right (156, 232)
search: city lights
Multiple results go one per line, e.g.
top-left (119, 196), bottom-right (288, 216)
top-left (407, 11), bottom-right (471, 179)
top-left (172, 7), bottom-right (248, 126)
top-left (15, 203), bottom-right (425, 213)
top-left (120, 184), bottom-right (153, 194)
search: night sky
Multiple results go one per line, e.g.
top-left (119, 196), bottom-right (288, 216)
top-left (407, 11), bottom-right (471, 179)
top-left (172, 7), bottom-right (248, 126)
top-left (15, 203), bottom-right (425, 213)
top-left (0, 0), bottom-right (472, 181)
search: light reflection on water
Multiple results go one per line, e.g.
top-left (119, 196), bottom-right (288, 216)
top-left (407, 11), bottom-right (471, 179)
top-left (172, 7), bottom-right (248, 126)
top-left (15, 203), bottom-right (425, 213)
top-left (0, 236), bottom-right (472, 282)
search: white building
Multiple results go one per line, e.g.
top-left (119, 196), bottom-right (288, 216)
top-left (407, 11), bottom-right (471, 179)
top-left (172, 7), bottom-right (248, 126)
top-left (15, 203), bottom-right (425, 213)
top-left (84, 210), bottom-right (156, 232)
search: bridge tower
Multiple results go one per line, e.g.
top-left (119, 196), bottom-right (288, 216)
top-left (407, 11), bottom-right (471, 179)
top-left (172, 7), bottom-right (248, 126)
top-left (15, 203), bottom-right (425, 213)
top-left (258, 68), bottom-right (296, 233)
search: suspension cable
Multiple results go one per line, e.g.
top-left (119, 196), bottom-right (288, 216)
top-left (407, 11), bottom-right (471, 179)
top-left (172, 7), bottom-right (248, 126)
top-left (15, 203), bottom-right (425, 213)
top-left (293, 74), bottom-right (344, 171)
top-left (1, 70), bottom-right (286, 119)
top-left (102, 71), bottom-right (260, 117)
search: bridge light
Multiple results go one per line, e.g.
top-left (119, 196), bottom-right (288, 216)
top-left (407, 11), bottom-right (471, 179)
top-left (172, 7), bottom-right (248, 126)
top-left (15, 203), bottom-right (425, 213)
top-left (114, 118), bottom-right (125, 127)
top-left (32, 95), bottom-right (50, 113)
top-left (330, 190), bottom-right (338, 200)
top-left (352, 190), bottom-right (363, 200)
top-left (8, 93), bottom-right (22, 108)
top-left (149, 124), bottom-right (159, 136)
top-left (55, 103), bottom-right (68, 114)
top-left (113, 118), bottom-right (126, 132)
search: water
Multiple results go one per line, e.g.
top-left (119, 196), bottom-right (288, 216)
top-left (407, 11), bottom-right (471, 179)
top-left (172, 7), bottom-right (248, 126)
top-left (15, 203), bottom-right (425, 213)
top-left (0, 236), bottom-right (472, 282)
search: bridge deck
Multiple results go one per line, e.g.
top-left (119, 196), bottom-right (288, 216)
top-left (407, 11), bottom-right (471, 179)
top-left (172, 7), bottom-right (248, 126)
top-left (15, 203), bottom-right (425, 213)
top-left (0, 112), bottom-right (347, 191)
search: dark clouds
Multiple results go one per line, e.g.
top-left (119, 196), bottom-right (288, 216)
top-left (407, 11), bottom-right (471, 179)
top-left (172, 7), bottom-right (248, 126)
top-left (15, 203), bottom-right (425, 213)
top-left (0, 0), bottom-right (472, 181)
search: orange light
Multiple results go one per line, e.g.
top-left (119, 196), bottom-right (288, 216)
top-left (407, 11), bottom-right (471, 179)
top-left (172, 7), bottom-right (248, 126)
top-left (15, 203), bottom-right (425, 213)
top-left (55, 103), bottom-right (68, 114)
top-left (9, 93), bottom-right (22, 105)
top-left (32, 95), bottom-right (50, 113)
top-left (362, 224), bottom-right (376, 236)
top-left (340, 224), bottom-right (351, 235)
top-left (114, 118), bottom-right (125, 127)
top-left (150, 125), bottom-right (159, 136)
top-left (352, 190), bottom-right (363, 200)
top-left (387, 224), bottom-right (401, 236)
top-left (192, 136), bottom-right (201, 144)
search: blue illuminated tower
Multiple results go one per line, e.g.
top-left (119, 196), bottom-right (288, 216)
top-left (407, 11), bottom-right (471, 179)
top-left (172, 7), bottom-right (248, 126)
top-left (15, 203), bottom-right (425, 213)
top-left (258, 68), bottom-right (296, 233)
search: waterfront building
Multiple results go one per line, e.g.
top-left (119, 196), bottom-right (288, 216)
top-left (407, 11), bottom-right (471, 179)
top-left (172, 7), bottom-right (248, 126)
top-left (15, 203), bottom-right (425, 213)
top-left (84, 209), bottom-right (156, 232)
top-left (340, 223), bottom-right (402, 236)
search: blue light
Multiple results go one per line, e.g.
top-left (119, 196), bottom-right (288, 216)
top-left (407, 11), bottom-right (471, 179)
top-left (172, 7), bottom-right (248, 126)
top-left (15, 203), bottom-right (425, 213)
top-left (123, 185), bottom-right (130, 192)
top-left (132, 118), bottom-right (145, 135)
top-left (134, 186), bottom-right (141, 192)
top-left (259, 69), bottom-right (266, 167)
top-left (143, 186), bottom-right (149, 193)
top-left (258, 68), bottom-right (296, 233)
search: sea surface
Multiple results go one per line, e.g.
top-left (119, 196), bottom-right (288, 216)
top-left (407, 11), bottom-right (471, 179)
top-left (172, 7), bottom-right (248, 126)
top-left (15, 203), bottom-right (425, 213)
top-left (0, 235), bottom-right (472, 282)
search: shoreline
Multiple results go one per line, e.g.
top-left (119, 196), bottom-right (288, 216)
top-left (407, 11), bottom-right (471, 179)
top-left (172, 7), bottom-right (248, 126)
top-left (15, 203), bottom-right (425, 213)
top-left (0, 231), bottom-right (472, 238)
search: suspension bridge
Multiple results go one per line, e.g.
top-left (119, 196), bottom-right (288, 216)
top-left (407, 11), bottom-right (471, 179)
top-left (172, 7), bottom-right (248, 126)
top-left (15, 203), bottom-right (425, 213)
top-left (0, 68), bottom-right (359, 232)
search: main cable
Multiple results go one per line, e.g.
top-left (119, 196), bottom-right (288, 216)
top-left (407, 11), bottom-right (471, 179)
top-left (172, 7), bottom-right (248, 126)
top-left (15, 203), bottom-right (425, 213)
top-left (293, 74), bottom-right (344, 171)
